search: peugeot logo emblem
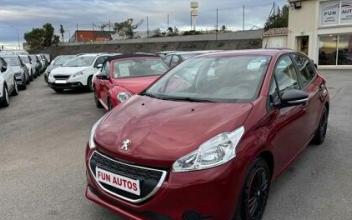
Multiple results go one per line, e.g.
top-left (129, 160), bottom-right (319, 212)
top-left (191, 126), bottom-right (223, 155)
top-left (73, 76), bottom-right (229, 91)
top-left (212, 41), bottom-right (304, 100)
top-left (121, 139), bottom-right (131, 151)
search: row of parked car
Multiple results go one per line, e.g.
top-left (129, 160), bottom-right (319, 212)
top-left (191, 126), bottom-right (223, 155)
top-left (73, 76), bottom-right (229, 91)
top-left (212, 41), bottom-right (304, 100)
top-left (43, 49), bottom-right (331, 220)
top-left (0, 52), bottom-right (50, 107)
top-left (43, 50), bottom-right (211, 110)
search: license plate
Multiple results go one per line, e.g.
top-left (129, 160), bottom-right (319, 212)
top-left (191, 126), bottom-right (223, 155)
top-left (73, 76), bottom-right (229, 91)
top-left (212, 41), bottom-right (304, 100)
top-left (55, 80), bottom-right (67, 84)
top-left (95, 167), bottom-right (141, 196)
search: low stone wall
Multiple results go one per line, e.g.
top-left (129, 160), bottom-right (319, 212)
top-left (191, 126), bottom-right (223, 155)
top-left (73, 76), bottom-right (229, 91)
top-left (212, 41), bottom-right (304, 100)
top-left (39, 30), bottom-right (263, 57)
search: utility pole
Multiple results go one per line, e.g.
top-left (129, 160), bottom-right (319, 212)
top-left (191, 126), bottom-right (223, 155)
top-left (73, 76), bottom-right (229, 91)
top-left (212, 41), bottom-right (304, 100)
top-left (76, 24), bottom-right (79, 42)
top-left (216, 8), bottom-right (219, 40)
top-left (242, 5), bottom-right (245, 31)
top-left (147, 16), bottom-right (149, 38)
top-left (167, 14), bottom-right (170, 28)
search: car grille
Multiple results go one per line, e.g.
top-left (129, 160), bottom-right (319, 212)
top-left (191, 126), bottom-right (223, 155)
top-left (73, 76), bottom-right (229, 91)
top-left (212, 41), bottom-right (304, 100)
top-left (54, 75), bottom-right (70, 80)
top-left (89, 151), bottom-right (167, 203)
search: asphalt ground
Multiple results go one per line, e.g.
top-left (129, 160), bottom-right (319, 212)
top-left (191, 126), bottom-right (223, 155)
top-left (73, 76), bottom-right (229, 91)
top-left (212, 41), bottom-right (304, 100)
top-left (0, 72), bottom-right (351, 220)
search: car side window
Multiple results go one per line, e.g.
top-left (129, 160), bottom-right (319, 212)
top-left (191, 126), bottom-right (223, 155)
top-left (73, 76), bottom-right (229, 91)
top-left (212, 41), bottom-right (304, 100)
top-left (0, 58), bottom-right (6, 69)
top-left (94, 56), bottom-right (107, 67)
top-left (101, 62), bottom-right (110, 76)
top-left (274, 55), bottom-right (300, 95)
top-left (269, 77), bottom-right (280, 106)
top-left (292, 54), bottom-right (316, 87)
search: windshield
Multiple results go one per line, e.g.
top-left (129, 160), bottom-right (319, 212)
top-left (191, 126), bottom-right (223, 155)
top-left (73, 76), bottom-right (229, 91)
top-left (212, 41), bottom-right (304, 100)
top-left (20, 56), bottom-right (30, 64)
top-left (63, 56), bottom-right (95, 67)
top-left (180, 53), bottom-right (201, 60)
top-left (112, 58), bottom-right (168, 78)
top-left (3, 57), bottom-right (20, 66)
top-left (145, 55), bottom-right (271, 102)
top-left (54, 56), bottom-right (75, 66)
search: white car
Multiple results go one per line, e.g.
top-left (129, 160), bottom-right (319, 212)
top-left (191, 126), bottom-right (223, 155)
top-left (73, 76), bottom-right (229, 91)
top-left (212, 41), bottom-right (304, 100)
top-left (48, 54), bottom-right (110, 93)
top-left (0, 57), bottom-right (18, 107)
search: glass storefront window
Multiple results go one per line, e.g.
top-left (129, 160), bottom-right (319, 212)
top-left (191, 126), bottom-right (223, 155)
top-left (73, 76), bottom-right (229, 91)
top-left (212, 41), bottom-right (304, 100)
top-left (319, 35), bottom-right (338, 65)
top-left (338, 34), bottom-right (352, 65)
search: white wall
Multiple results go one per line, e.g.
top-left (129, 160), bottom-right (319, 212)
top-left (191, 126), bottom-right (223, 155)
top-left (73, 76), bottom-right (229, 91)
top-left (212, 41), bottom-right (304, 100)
top-left (288, 0), bottom-right (319, 61)
top-left (262, 36), bottom-right (288, 48)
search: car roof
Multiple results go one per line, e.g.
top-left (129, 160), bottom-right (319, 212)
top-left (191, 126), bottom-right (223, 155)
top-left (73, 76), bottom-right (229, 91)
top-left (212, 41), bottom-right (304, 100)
top-left (195, 49), bottom-right (295, 58)
top-left (105, 54), bottom-right (161, 62)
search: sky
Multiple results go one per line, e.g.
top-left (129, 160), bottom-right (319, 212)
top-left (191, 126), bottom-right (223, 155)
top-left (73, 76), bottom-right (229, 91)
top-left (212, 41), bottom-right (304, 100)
top-left (0, 0), bottom-right (286, 49)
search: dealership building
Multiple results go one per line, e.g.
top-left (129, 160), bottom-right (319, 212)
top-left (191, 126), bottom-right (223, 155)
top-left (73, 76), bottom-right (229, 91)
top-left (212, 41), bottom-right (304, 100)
top-left (287, 0), bottom-right (352, 71)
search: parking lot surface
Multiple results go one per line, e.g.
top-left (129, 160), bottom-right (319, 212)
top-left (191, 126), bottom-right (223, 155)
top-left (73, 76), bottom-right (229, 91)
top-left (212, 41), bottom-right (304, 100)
top-left (0, 73), bottom-right (351, 220)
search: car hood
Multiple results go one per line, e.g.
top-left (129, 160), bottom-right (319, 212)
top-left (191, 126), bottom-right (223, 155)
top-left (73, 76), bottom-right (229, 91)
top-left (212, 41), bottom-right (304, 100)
top-left (10, 66), bottom-right (21, 73)
top-left (111, 75), bottom-right (160, 94)
top-left (95, 95), bottom-right (253, 168)
top-left (51, 66), bottom-right (89, 75)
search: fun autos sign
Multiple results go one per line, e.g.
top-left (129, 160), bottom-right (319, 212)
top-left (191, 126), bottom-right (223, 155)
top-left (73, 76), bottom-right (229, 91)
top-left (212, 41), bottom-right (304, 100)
top-left (321, 1), bottom-right (340, 25)
top-left (341, 1), bottom-right (352, 23)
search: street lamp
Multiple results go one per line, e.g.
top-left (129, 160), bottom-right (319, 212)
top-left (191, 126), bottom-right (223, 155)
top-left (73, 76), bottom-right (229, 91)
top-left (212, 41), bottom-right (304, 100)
top-left (7, 25), bottom-right (21, 50)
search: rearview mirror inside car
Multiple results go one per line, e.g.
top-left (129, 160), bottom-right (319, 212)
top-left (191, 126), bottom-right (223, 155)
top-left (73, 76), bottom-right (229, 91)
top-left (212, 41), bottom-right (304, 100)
top-left (279, 89), bottom-right (309, 108)
top-left (96, 64), bottom-right (103, 69)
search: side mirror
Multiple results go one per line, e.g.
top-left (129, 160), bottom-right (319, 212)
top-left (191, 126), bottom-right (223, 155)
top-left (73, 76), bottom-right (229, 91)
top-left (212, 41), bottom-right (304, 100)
top-left (96, 73), bottom-right (109, 80)
top-left (96, 64), bottom-right (103, 69)
top-left (1, 65), bottom-right (7, 73)
top-left (279, 89), bottom-right (309, 108)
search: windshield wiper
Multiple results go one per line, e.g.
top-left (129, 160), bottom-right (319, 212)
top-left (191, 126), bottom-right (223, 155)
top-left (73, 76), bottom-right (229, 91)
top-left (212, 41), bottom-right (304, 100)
top-left (142, 92), bottom-right (216, 103)
top-left (164, 96), bottom-right (216, 103)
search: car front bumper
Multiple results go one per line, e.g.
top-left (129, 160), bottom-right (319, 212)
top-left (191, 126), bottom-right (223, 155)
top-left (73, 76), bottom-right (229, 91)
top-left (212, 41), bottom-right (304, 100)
top-left (49, 82), bottom-right (85, 90)
top-left (85, 147), bottom-right (247, 220)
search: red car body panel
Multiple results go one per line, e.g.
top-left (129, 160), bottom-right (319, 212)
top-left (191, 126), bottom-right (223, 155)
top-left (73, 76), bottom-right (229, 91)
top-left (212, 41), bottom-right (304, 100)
top-left (94, 95), bottom-right (253, 168)
top-left (86, 50), bottom-right (330, 220)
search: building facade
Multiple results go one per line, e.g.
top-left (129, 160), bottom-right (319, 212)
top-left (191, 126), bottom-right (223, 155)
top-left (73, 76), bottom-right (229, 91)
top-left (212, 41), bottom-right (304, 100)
top-left (288, 0), bottom-right (352, 70)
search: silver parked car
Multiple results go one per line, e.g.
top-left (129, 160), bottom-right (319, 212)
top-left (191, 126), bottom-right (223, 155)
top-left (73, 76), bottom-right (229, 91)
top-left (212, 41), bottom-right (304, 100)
top-left (30, 55), bottom-right (41, 77)
top-left (20, 55), bottom-right (35, 81)
top-left (0, 57), bottom-right (19, 107)
top-left (1, 55), bottom-right (29, 90)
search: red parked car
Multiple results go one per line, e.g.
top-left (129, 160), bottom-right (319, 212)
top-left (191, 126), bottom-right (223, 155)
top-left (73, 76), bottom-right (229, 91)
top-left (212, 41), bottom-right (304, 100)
top-left (93, 54), bottom-right (168, 110)
top-left (85, 49), bottom-right (329, 220)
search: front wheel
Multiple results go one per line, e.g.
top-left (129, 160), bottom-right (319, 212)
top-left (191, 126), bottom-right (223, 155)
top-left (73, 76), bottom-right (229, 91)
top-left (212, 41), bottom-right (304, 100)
top-left (94, 91), bottom-right (103, 109)
top-left (0, 86), bottom-right (10, 107)
top-left (311, 106), bottom-right (328, 145)
top-left (11, 80), bottom-right (19, 96)
top-left (236, 158), bottom-right (271, 220)
top-left (87, 76), bottom-right (93, 92)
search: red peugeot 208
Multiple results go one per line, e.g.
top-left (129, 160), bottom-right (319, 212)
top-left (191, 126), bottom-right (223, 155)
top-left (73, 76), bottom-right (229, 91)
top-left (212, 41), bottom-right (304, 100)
top-left (93, 54), bottom-right (168, 111)
top-left (85, 50), bottom-right (329, 220)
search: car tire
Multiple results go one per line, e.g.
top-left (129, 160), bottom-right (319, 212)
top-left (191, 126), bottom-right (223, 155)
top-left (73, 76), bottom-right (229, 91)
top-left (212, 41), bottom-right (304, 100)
top-left (0, 85), bottom-right (10, 107)
top-left (94, 91), bottom-right (103, 109)
top-left (19, 78), bottom-right (27, 90)
top-left (108, 98), bottom-right (113, 111)
top-left (53, 88), bottom-right (64, 93)
top-left (87, 76), bottom-right (93, 92)
top-left (236, 158), bottom-right (271, 220)
top-left (11, 80), bottom-right (19, 96)
top-left (311, 106), bottom-right (328, 145)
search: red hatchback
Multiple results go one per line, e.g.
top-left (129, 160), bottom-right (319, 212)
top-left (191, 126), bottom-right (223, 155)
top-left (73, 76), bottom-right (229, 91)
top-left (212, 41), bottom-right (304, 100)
top-left (85, 50), bottom-right (329, 220)
top-left (93, 54), bottom-right (168, 110)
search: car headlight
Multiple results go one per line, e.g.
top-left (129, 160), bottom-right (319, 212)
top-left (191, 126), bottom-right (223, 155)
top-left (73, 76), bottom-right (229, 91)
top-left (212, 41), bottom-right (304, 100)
top-left (117, 92), bottom-right (132, 103)
top-left (172, 126), bottom-right (245, 172)
top-left (88, 116), bottom-right (106, 149)
top-left (72, 71), bottom-right (84, 78)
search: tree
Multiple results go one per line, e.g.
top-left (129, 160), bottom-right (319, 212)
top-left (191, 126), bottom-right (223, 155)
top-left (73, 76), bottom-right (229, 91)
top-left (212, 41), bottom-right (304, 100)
top-left (24, 23), bottom-right (60, 51)
top-left (59, 25), bottom-right (65, 42)
top-left (221, 25), bottom-right (227, 32)
top-left (264, 5), bottom-right (289, 31)
top-left (113, 18), bottom-right (143, 39)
